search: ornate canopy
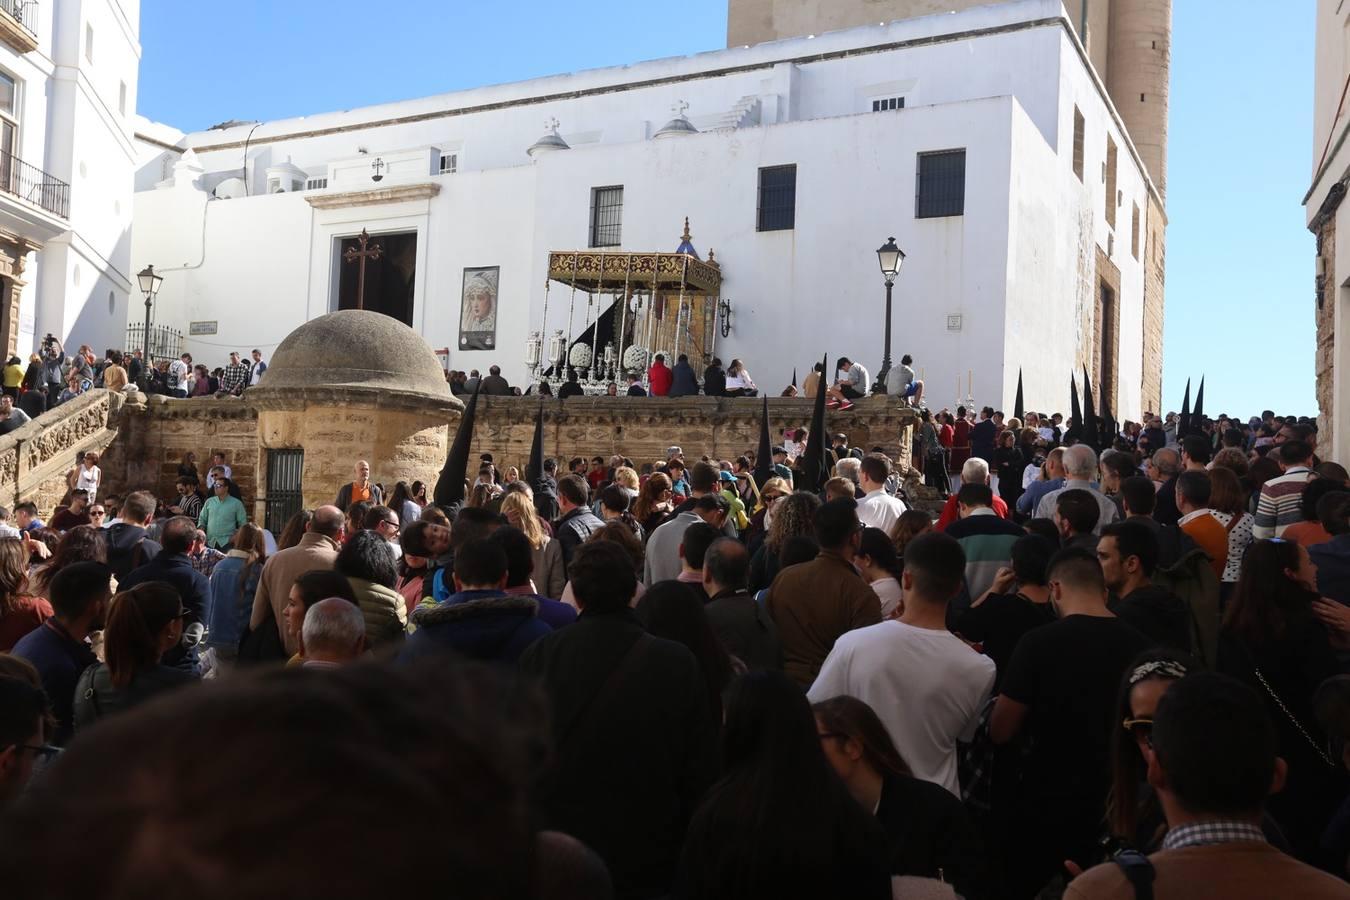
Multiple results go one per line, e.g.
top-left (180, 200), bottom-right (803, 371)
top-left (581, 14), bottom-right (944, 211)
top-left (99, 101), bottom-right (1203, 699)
top-left (546, 249), bottom-right (721, 294)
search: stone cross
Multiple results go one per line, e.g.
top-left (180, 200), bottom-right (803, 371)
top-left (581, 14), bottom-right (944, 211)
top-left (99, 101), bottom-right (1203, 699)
top-left (672, 100), bottom-right (689, 118)
top-left (342, 228), bottom-right (384, 311)
top-left (545, 117), bottom-right (560, 133)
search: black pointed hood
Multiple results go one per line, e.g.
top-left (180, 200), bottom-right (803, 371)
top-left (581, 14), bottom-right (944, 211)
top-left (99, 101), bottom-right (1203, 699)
top-left (432, 382), bottom-right (480, 510)
top-left (1179, 378), bottom-right (1192, 440)
top-left (1067, 375), bottom-right (1082, 443)
top-left (753, 395), bottom-right (774, 488)
top-left (1193, 377), bottom-right (1206, 434)
top-left (798, 353), bottom-right (829, 492)
top-left (1081, 366), bottom-right (1099, 452)
top-left (792, 368), bottom-right (798, 388)
top-left (1013, 368), bottom-right (1024, 422)
top-left (525, 400), bottom-right (545, 486)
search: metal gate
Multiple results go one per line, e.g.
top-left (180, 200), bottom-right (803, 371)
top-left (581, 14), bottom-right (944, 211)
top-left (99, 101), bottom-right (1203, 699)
top-left (264, 449), bottom-right (304, 534)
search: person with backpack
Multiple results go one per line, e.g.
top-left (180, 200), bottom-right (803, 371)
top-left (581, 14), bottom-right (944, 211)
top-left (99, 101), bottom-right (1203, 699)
top-left (104, 491), bottom-right (162, 581)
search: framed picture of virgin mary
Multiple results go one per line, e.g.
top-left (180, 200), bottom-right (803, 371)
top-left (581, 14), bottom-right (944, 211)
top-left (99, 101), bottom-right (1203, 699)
top-left (459, 267), bottom-right (499, 351)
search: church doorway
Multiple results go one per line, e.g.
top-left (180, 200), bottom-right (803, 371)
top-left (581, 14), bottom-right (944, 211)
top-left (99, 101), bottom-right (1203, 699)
top-left (335, 230), bottom-right (417, 326)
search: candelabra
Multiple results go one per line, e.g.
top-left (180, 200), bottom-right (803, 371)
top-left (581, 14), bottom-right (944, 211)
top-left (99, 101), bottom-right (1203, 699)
top-left (525, 331), bottom-right (543, 384)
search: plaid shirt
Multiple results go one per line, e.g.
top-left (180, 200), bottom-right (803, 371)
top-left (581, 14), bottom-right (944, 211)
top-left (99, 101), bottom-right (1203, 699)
top-left (190, 546), bottom-right (226, 578)
top-left (1161, 820), bottom-right (1266, 851)
top-left (220, 362), bottom-right (250, 394)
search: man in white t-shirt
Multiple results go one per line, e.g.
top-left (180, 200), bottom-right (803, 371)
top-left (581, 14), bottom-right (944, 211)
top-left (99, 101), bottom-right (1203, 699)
top-left (855, 453), bottom-right (907, 534)
top-left (167, 353), bottom-right (191, 398)
top-left (807, 531), bottom-right (995, 795)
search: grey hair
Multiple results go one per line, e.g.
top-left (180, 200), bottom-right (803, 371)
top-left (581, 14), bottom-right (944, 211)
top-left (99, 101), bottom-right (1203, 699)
top-left (1062, 444), bottom-right (1098, 479)
top-left (834, 457), bottom-right (861, 483)
top-left (1151, 447), bottom-right (1182, 477)
top-left (302, 597), bottom-right (367, 658)
top-left (961, 457), bottom-right (989, 484)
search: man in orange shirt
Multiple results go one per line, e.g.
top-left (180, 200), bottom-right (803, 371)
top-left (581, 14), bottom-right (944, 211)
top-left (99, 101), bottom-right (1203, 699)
top-left (1176, 471), bottom-right (1227, 579)
top-left (335, 460), bottom-right (382, 511)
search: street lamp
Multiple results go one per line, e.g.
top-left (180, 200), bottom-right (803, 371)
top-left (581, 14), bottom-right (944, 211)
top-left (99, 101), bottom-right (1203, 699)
top-left (136, 264), bottom-right (162, 381)
top-left (873, 237), bottom-right (905, 393)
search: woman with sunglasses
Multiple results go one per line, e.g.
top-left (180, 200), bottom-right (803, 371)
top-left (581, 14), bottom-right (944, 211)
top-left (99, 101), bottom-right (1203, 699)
top-left (1105, 649), bottom-right (1191, 854)
top-left (72, 583), bottom-right (198, 730)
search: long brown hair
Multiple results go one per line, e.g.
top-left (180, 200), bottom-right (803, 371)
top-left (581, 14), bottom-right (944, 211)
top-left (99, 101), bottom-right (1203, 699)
top-left (1223, 540), bottom-right (1315, 647)
top-left (104, 583), bottom-right (183, 688)
top-left (811, 695), bottom-right (912, 778)
top-left (1106, 649), bottom-right (1190, 842)
top-left (276, 509), bottom-right (312, 552)
top-left (632, 472), bottom-right (672, 522)
top-left (0, 538), bottom-right (30, 612)
top-left (586, 521), bottom-right (644, 575)
top-left (34, 525), bottom-right (107, 595)
top-left (1207, 466), bottom-right (1247, 517)
top-left (890, 509), bottom-right (933, 557)
top-left (766, 491), bottom-right (820, 552)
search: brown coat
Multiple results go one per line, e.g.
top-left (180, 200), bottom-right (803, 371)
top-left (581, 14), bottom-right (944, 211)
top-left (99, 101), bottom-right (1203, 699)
top-left (765, 549), bottom-right (882, 687)
top-left (1065, 841), bottom-right (1350, 900)
top-left (250, 532), bottom-right (340, 654)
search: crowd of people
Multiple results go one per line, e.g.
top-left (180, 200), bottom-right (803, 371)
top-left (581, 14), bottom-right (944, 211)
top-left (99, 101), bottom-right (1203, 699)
top-left (449, 353), bottom-right (929, 408)
top-left (1, 379), bottom-right (1350, 899)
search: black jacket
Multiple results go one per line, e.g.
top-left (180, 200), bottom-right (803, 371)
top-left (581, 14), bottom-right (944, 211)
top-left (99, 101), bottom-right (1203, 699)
top-left (520, 609), bottom-right (717, 899)
top-left (532, 476), bottom-right (560, 523)
top-left (1152, 474), bottom-right (1181, 527)
top-left (105, 523), bottom-right (163, 580)
top-left (480, 374), bottom-right (512, 396)
top-left (704, 589), bottom-right (781, 672)
top-left (702, 365), bottom-right (726, 397)
top-left (120, 551), bottom-right (210, 669)
top-left (669, 361), bottom-right (700, 397)
top-left (1110, 584), bottom-right (1192, 653)
top-left (877, 772), bottom-right (985, 898)
top-left (554, 506), bottom-right (604, 569)
top-left (558, 380), bottom-right (584, 399)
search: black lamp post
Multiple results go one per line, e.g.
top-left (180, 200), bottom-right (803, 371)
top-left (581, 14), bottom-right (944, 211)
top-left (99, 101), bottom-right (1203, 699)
top-left (873, 237), bottom-right (905, 394)
top-left (136, 264), bottom-right (162, 382)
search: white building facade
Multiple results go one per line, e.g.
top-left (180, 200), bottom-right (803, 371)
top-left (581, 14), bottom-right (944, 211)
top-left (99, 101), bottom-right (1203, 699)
top-left (0, 0), bottom-right (139, 359)
top-left (132, 0), bottom-right (1159, 420)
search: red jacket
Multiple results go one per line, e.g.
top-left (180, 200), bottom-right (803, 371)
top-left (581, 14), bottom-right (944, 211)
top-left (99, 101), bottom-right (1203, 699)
top-left (936, 493), bottom-right (1009, 531)
top-left (648, 363), bottom-right (672, 397)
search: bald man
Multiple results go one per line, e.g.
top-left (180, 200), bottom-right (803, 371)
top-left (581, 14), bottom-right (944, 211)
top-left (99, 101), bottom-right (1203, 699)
top-left (251, 504), bottom-right (345, 655)
top-left (335, 460), bottom-right (383, 511)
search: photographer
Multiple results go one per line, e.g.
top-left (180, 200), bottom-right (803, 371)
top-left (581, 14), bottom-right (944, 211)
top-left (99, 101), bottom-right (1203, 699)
top-left (39, 335), bottom-right (67, 407)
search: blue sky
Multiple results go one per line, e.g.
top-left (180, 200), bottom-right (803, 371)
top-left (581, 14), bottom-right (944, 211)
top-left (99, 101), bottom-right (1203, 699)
top-left (139, 0), bottom-right (1316, 417)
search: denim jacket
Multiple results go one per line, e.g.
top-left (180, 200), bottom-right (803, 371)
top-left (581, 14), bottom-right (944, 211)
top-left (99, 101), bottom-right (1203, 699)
top-left (207, 550), bottom-right (261, 650)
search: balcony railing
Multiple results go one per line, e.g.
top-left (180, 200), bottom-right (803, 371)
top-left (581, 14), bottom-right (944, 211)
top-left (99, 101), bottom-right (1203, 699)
top-left (0, 1), bottom-right (38, 52)
top-left (0, 151), bottom-right (68, 219)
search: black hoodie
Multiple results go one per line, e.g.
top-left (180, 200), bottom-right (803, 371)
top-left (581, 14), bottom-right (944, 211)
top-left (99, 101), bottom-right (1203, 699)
top-left (1110, 584), bottom-right (1191, 654)
top-left (105, 523), bottom-right (163, 580)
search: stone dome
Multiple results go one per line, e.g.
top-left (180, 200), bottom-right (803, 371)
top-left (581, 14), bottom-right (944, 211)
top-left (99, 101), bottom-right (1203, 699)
top-left (256, 309), bottom-right (457, 404)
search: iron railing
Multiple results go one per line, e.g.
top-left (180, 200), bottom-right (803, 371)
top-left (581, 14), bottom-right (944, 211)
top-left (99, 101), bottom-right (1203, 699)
top-left (0, 151), bottom-right (69, 218)
top-left (0, 1), bottom-right (38, 39)
top-left (124, 323), bottom-right (183, 362)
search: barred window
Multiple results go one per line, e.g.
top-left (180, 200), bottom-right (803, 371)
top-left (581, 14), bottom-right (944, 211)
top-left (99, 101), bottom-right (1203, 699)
top-left (916, 149), bottom-right (965, 219)
top-left (1072, 106), bottom-right (1084, 181)
top-left (590, 186), bottom-right (623, 248)
top-left (757, 165), bottom-right (796, 232)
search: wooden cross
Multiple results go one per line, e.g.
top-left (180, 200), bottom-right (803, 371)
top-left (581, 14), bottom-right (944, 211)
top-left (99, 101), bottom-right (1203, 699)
top-left (342, 228), bottom-right (383, 311)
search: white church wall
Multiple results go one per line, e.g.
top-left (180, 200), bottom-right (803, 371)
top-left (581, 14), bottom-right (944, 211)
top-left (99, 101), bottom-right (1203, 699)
top-left (525, 98), bottom-right (1017, 404)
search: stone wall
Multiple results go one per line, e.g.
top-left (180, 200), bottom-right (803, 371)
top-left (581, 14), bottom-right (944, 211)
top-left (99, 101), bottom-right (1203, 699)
top-left (98, 395), bottom-right (261, 513)
top-left (472, 395), bottom-right (917, 477)
top-left (1141, 195), bottom-right (1166, 415)
top-left (0, 390), bottom-right (124, 517)
top-left (90, 391), bottom-right (919, 521)
top-left (1317, 214), bottom-right (1336, 457)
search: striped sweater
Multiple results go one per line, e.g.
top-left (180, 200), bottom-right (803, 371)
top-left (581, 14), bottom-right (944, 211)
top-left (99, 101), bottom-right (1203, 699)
top-left (1252, 467), bottom-right (1314, 539)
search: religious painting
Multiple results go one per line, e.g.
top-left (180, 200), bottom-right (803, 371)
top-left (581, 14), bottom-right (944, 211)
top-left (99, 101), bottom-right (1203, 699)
top-left (459, 267), bottom-right (499, 351)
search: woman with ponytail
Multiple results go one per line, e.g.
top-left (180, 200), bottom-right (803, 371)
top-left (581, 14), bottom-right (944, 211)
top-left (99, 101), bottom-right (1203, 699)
top-left (854, 527), bottom-right (904, 618)
top-left (73, 582), bottom-right (198, 730)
